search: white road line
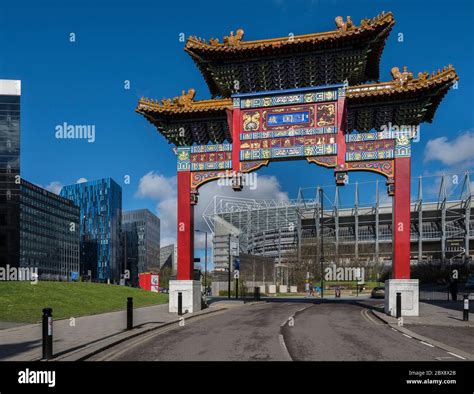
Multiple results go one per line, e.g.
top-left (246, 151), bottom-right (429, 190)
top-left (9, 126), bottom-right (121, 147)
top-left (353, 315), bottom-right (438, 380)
top-left (278, 334), bottom-right (293, 361)
top-left (419, 341), bottom-right (434, 348)
top-left (402, 334), bottom-right (413, 339)
top-left (391, 327), bottom-right (398, 332)
top-left (447, 351), bottom-right (466, 360)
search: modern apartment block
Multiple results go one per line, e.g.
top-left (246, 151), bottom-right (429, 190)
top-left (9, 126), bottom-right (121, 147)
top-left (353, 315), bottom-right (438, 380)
top-left (60, 178), bottom-right (122, 282)
top-left (0, 80), bottom-right (21, 267)
top-left (20, 179), bottom-right (80, 280)
top-left (122, 209), bottom-right (160, 276)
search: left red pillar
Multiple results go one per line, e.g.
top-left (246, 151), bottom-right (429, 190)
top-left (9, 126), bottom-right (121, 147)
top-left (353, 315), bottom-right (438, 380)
top-left (392, 157), bottom-right (411, 279)
top-left (177, 171), bottom-right (194, 280)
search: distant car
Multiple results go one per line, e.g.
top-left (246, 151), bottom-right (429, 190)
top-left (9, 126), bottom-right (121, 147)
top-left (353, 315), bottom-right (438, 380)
top-left (371, 286), bottom-right (385, 299)
top-left (159, 288), bottom-right (169, 294)
top-left (465, 276), bottom-right (474, 289)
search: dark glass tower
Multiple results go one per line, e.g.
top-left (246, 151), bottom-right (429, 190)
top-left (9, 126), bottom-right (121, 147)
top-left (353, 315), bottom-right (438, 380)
top-left (122, 209), bottom-right (160, 273)
top-left (60, 178), bottom-right (122, 282)
top-left (0, 80), bottom-right (21, 268)
top-left (20, 179), bottom-right (80, 279)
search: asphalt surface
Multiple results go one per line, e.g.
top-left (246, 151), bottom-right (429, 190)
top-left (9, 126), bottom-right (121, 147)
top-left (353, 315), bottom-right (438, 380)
top-left (94, 301), bottom-right (467, 361)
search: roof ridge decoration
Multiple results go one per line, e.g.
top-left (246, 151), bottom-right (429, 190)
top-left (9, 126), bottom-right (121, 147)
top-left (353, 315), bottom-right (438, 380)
top-left (346, 64), bottom-right (458, 98)
top-left (137, 89), bottom-right (232, 114)
top-left (186, 11), bottom-right (393, 49)
top-left (136, 64), bottom-right (458, 115)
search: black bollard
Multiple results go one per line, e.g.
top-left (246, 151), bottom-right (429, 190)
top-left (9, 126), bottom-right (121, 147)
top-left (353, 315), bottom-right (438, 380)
top-left (178, 292), bottom-right (183, 316)
top-left (396, 292), bottom-right (402, 319)
top-left (254, 286), bottom-right (260, 301)
top-left (463, 295), bottom-right (469, 321)
top-left (42, 308), bottom-right (53, 360)
top-left (127, 297), bottom-right (133, 330)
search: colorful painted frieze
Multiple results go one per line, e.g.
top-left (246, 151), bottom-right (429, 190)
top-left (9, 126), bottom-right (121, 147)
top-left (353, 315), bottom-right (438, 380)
top-left (234, 88), bottom-right (338, 109)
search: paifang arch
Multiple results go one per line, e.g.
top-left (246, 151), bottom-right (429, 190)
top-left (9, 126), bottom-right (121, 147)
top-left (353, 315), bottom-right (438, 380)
top-left (136, 12), bottom-right (458, 315)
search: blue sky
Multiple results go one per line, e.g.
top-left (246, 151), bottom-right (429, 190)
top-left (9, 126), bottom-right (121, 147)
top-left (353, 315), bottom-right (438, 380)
top-left (1, 0), bottom-right (473, 256)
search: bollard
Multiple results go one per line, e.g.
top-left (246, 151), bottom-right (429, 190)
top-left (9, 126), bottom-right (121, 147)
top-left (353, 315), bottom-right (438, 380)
top-left (235, 278), bottom-right (239, 300)
top-left (127, 297), bottom-right (133, 330)
top-left (254, 286), bottom-right (260, 301)
top-left (396, 292), bottom-right (402, 319)
top-left (42, 308), bottom-right (53, 360)
top-left (463, 295), bottom-right (469, 321)
top-left (178, 292), bottom-right (183, 316)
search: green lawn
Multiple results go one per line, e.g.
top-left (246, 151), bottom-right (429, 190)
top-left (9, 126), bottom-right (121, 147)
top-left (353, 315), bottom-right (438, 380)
top-left (0, 281), bottom-right (168, 324)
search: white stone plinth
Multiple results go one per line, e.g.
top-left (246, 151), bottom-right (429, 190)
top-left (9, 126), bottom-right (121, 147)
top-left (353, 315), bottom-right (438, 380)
top-left (384, 279), bottom-right (419, 317)
top-left (290, 286), bottom-right (298, 293)
top-left (169, 280), bottom-right (202, 314)
top-left (279, 285), bottom-right (288, 293)
top-left (259, 285), bottom-right (266, 294)
top-left (268, 285), bottom-right (276, 294)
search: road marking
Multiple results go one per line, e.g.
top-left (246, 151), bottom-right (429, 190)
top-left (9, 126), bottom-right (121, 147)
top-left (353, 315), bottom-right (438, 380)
top-left (402, 334), bottom-right (413, 339)
top-left (391, 328), bottom-right (398, 332)
top-left (278, 334), bottom-right (293, 361)
top-left (447, 351), bottom-right (466, 360)
top-left (280, 304), bottom-right (313, 327)
top-left (361, 309), bottom-right (382, 325)
top-left (419, 341), bottom-right (434, 348)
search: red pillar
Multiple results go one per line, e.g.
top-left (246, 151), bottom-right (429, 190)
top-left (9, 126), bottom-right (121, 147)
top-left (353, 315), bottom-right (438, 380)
top-left (230, 108), bottom-right (241, 172)
top-left (392, 157), bottom-right (411, 279)
top-left (177, 171), bottom-right (194, 280)
top-left (335, 96), bottom-right (346, 166)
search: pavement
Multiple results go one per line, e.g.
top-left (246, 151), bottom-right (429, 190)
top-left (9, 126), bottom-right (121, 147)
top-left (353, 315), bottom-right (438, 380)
top-left (372, 301), bottom-right (474, 360)
top-left (0, 302), bottom-right (230, 361)
top-left (95, 299), bottom-right (472, 361)
top-left (2, 298), bottom-right (471, 362)
top-left (372, 301), bottom-right (474, 327)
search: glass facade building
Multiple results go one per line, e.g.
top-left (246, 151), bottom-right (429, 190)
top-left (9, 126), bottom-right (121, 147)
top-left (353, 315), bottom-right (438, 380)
top-left (122, 209), bottom-right (160, 278)
top-left (0, 80), bottom-right (21, 268)
top-left (20, 179), bottom-right (80, 280)
top-left (61, 178), bottom-right (122, 282)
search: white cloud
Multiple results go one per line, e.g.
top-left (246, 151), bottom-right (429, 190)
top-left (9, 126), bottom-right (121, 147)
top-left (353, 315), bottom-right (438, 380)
top-left (45, 181), bottom-right (63, 195)
top-left (76, 177), bottom-right (88, 184)
top-left (424, 131), bottom-right (474, 167)
top-left (135, 171), bottom-right (289, 248)
top-left (135, 171), bottom-right (177, 200)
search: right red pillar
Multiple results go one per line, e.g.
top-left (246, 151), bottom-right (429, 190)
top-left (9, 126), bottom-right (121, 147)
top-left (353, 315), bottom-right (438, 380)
top-left (392, 156), bottom-right (411, 279)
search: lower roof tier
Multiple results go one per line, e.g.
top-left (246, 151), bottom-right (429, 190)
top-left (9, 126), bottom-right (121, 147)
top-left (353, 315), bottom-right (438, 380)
top-left (136, 65), bottom-right (458, 146)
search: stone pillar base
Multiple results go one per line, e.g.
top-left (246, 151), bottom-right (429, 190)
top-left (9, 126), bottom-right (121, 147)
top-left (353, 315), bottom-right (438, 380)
top-left (384, 279), bottom-right (419, 317)
top-left (169, 280), bottom-right (202, 314)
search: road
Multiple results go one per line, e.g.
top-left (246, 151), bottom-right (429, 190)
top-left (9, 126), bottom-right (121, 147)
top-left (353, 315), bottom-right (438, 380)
top-left (90, 300), bottom-right (466, 361)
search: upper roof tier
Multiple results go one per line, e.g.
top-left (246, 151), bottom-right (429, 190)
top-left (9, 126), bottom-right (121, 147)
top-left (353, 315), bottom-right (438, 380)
top-left (136, 65), bottom-right (458, 146)
top-left (185, 12), bottom-right (395, 97)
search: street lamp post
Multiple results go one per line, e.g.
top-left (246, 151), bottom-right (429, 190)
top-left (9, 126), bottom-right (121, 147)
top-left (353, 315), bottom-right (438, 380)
top-left (319, 187), bottom-right (324, 300)
top-left (194, 229), bottom-right (208, 293)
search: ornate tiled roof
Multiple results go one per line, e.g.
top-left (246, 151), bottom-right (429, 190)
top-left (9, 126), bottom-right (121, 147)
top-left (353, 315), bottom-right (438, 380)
top-left (184, 12), bottom-right (395, 96)
top-left (136, 65), bottom-right (458, 144)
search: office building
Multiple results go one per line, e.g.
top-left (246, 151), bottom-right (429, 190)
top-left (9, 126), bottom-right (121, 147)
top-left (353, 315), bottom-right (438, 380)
top-left (61, 178), bottom-right (122, 282)
top-left (122, 209), bottom-right (160, 276)
top-left (0, 80), bottom-right (21, 267)
top-left (20, 179), bottom-right (80, 280)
